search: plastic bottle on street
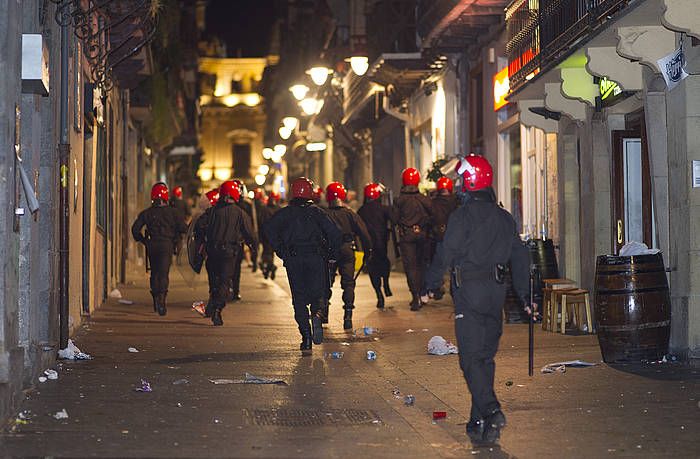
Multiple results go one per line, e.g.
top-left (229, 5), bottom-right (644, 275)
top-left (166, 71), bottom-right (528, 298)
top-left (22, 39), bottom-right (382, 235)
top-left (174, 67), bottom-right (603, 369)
top-left (325, 352), bottom-right (344, 359)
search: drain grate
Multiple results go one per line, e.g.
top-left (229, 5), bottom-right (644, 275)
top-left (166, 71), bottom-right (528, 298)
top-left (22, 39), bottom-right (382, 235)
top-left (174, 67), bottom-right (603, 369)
top-left (244, 408), bottom-right (381, 427)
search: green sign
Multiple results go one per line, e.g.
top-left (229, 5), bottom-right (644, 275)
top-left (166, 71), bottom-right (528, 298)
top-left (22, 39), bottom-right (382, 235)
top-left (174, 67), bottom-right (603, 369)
top-left (599, 77), bottom-right (622, 101)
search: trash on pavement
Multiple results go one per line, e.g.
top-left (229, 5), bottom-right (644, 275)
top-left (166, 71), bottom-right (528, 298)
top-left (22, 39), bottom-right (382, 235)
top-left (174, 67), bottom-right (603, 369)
top-left (172, 379), bottom-right (189, 385)
top-left (38, 376), bottom-right (47, 383)
top-left (210, 373), bottom-right (288, 385)
top-left (505, 380), bottom-right (513, 386)
top-left (192, 301), bottom-right (206, 316)
top-left (44, 369), bottom-right (58, 380)
top-left (340, 342), bottom-right (351, 346)
top-left (209, 379), bottom-right (236, 385)
top-left (325, 352), bottom-right (344, 360)
top-left (53, 409), bottom-right (69, 420)
top-left (406, 329), bottom-right (415, 333)
top-left (432, 411), bottom-right (447, 420)
top-left (118, 299), bottom-right (134, 305)
top-left (108, 288), bottom-right (122, 299)
top-left (403, 395), bottom-right (416, 406)
top-left (361, 327), bottom-right (378, 336)
top-left (134, 379), bottom-right (152, 392)
top-left (128, 347), bottom-right (139, 353)
top-left (58, 339), bottom-right (92, 360)
top-left (619, 241), bottom-right (660, 256)
top-left (541, 360), bottom-right (597, 374)
top-left (366, 350), bottom-right (377, 360)
top-left (427, 336), bottom-right (459, 355)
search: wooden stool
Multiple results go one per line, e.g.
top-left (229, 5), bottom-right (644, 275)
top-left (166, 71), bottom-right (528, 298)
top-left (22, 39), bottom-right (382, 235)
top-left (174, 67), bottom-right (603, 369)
top-left (555, 288), bottom-right (593, 334)
top-left (542, 279), bottom-right (576, 331)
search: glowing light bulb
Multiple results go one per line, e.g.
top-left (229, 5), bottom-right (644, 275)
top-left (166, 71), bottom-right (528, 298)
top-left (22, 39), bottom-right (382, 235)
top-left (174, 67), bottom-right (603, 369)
top-left (350, 56), bottom-right (369, 76)
top-left (262, 147), bottom-right (273, 160)
top-left (305, 142), bottom-right (327, 152)
top-left (254, 174), bottom-right (266, 186)
top-left (273, 144), bottom-right (287, 156)
top-left (289, 84), bottom-right (309, 101)
top-left (307, 66), bottom-right (331, 86)
top-left (279, 126), bottom-right (292, 140)
top-left (258, 164), bottom-right (270, 175)
top-left (282, 117), bottom-right (299, 130)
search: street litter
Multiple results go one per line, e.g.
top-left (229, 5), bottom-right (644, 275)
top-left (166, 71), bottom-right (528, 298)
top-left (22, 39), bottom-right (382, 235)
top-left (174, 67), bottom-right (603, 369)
top-left (432, 411), bottom-right (447, 420)
top-left (406, 329), bottom-right (415, 333)
top-left (44, 369), bottom-right (58, 380)
top-left (38, 376), bottom-right (47, 383)
top-left (340, 342), bottom-right (351, 346)
top-left (325, 352), bottom-right (344, 359)
top-left (118, 299), bottom-right (134, 305)
top-left (172, 379), bottom-right (189, 385)
top-left (192, 301), bottom-right (206, 316)
top-left (108, 288), bottom-right (122, 299)
top-left (210, 373), bottom-right (288, 385)
top-left (360, 327), bottom-right (378, 336)
top-left (541, 360), bottom-right (597, 374)
top-left (128, 347), bottom-right (139, 353)
top-left (619, 241), bottom-right (660, 256)
top-left (58, 339), bottom-right (92, 360)
top-left (427, 336), bottom-right (459, 355)
top-left (53, 409), bottom-right (69, 420)
top-left (403, 395), bottom-right (415, 406)
top-left (134, 379), bottom-right (152, 392)
top-left (366, 350), bottom-right (377, 360)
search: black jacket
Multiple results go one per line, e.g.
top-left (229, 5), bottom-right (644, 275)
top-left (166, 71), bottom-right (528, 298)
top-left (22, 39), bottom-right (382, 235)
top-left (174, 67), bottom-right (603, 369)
top-left (132, 205), bottom-right (187, 244)
top-left (392, 186), bottom-right (432, 228)
top-left (325, 204), bottom-right (372, 252)
top-left (431, 193), bottom-right (459, 241)
top-left (170, 197), bottom-right (191, 220)
top-left (194, 201), bottom-right (257, 252)
top-left (425, 189), bottom-right (530, 299)
top-left (358, 200), bottom-right (391, 248)
top-left (264, 198), bottom-right (343, 260)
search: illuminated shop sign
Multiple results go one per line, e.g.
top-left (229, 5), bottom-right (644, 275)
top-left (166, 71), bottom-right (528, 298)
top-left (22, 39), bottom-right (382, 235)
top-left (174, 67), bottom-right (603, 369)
top-left (493, 67), bottom-right (510, 111)
top-left (599, 77), bottom-right (622, 101)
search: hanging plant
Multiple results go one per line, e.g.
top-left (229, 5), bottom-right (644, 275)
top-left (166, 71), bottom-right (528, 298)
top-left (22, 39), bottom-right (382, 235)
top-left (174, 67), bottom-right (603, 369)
top-left (426, 158), bottom-right (448, 183)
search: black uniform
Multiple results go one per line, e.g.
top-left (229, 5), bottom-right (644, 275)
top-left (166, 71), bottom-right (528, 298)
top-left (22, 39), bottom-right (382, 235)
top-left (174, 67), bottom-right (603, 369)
top-left (358, 199), bottom-right (393, 306)
top-left (264, 198), bottom-right (342, 346)
top-left (424, 189), bottom-right (529, 445)
top-left (131, 204), bottom-right (187, 313)
top-left (258, 201), bottom-right (280, 279)
top-left (230, 199), bottom-right (255, 300)
top-left (392, 185), bottom-right (433, 309)
top-left (196, 200), bottom-right (257, 324)
top-left (325, 203), bottom-right (372, 319)
top-left (429, 192), bottom-right (459, 292)
top-left (170, 197), bottom-right (191, 221)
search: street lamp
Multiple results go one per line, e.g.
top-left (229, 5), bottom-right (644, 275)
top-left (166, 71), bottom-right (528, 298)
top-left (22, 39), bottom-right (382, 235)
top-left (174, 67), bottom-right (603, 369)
top-left (262, 147), bottom-right (273, 160)
top-left (307, 66), bottom-right (332, 86)
top-left (258, 164), bottom-right (270, 175)
top-left (300, 97), bottom-right (324, 116)
top-left (306, 142), bottom-right (327, 152)
top-left (273, 144), bottom-right (287, 156)
top-left (279, 125), bottom-right (292, 140)
top-left (349, 56), bottom-right (369, 76)
top-left (289, 84), bottom-right (309, 101)
top-left (254, 174), bottom-right (266, 186)
top-left (282, 116), bottom-right (299, 130)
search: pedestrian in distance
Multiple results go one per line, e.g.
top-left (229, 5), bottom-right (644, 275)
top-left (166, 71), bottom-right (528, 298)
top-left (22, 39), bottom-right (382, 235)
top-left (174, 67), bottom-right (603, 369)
top-left (131, 183), bottom-right (187, 316)
top-left (424, 154), bottom-right (531, 447)
top-left (324, 181), bottom-right (372, 330)
top-left (264, 177), bottom-right (343, 355)
top-left (428, 176), bottom-right (459, 299)
top-left (194, 180), bottom-right (257, 326)
top-left (392, 167), bottom-right (433, 311)
top-left (258, 190), bottom-right (281, 280)
top-left (358, 183), bottom-right (393, 309)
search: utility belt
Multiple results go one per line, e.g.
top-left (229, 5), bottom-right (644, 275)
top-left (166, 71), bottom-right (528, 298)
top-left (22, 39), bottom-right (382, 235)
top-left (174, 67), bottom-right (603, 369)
top-left (287, 243), bottom-right (325, 258)
top-left (342, 233), bottom-right (355, 244)
top-left (398, 223), bottom-right (426, 242)
top-left (451, 264), bottom-right (506, 289)
top-left (207, 241), bottom-right (240, 257)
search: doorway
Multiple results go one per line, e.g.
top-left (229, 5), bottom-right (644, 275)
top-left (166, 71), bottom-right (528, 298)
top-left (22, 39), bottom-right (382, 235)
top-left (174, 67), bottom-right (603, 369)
top-left (611, 124), bottom-right (653, 254)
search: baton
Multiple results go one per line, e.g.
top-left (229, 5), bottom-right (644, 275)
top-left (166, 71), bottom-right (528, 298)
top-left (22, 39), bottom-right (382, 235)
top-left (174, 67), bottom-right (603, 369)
top-left (528, 264), bottom-right (536, 376)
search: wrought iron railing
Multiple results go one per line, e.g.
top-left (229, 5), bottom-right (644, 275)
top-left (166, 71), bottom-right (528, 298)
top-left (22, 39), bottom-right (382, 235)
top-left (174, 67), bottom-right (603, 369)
top-left (506, 0), bottom-right (630, 91)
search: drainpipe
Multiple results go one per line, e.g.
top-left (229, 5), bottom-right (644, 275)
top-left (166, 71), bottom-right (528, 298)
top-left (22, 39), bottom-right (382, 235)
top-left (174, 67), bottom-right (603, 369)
top-left (58, 16), bottom-right (70, 349)
top-left (382, 93), bottom-right (412, 169)
top-left (120, 92), bottom-right (129, 284)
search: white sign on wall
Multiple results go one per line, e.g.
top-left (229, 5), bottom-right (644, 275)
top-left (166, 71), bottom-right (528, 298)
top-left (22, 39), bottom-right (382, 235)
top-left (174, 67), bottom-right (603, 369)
top-left (693, 160), bottom-right (700, 188)
top-left (657, 46), bottom-right (688, 91)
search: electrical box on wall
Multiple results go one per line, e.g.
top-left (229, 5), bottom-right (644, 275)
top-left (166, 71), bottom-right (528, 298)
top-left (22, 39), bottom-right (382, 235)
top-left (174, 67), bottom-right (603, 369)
top-left (21, 34), bottom-right (49, 96)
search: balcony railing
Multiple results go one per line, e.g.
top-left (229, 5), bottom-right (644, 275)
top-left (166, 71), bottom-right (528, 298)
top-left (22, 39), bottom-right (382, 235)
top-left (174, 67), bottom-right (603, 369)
top-left (506, 0), bottom-right (630, 91)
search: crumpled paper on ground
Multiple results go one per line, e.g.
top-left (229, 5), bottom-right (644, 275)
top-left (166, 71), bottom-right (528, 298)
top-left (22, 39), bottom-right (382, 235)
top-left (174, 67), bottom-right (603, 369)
top-left (210, 373), bottom-right (287, 385)
top-left (619, 241), bottom-right (660, 256)
top-left (108, 288), bottom-right (122, 299)
top-left (192, 301), bottom-right (206, 316)
top-left (58, 339), bottom-right (92, 360)
top-left (427, 336), bottom-right (459, 355)
top-left (541, 360), bottom-right (597, 374)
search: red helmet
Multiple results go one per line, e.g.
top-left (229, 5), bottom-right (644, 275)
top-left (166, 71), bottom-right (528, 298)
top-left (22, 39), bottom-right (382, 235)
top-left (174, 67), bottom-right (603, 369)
top-left (325, 182), bottom-right (347, 202)
top-left (254, 187), bottom-right (265, 200)
top-left (232, 179), bottom-right (247, 196)
top-left (457, 154), bottom-right (493, 192)
top-left (151, 183), bottom-right (169, 203)
top-left (205, 189), bottom-right (219, 206)
top-left (269, 190), bottom-right (281, 203)
top-left (173, 186), bottom-right (183, 198)
top-left (436, 176), bottom-right (454, 193)
top-left (262, 195), bottom-right (269, 205)
top-left (402, 167), bottom-right (420, 186)
top-left (219, 180), bottom-right (241, 202)
top-left (364, 183), bottom-right (381, 200)
top-left (291, 177), bottom-right (315, 199)
top-left (312, 186), bottom-right (323, 203)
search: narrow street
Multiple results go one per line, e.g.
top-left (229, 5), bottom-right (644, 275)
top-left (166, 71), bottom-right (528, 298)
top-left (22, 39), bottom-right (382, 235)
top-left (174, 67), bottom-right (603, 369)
top-left (1, 264), bottom-right (698, 458)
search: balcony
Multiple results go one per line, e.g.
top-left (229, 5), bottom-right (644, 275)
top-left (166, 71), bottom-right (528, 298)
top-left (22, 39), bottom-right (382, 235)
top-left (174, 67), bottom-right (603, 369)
top-left (506, 0), bottom-right (631, 92)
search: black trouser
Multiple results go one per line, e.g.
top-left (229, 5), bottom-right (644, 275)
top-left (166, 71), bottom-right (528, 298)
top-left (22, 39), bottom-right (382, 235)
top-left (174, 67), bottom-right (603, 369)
top-left (453, 278), bottom-right (506, 421)
top-left (261, 240), bottom-right (275, 269)
top-left (399, 238), bottom-right (428, 295)
top-left (208, 250), bottom-right (236, 310)
top-left (329, 244), bottom-right (356, 309)
top-left (285, 254), bottom-right (327, 335)
top-left (368, 241), bottom-right (390, 296)
top-left (148, 240), bottom-right (174, 294)
top-left (230, 244), bottom-right (244, 296)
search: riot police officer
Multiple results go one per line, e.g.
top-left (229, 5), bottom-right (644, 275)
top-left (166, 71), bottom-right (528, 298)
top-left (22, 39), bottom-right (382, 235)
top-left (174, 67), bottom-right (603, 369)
top-left (428, 176), bottom-right (459, 298)
top-left (324, 182), bottom-right (372, 330)
top-left (132, 183), bottom-right (187, 316)
top-left (264, 177), bottom-right (342, 354)
top-left (197, 180), bottom-right (257, 326)
top-left (193, 188), bottom-right (220, 317)
top-left (392, 168), bottom-right (433, 311)
top-left (424, 155), bottom-right (530, 446)
top-left (358, 183), bottom-right (393, 309)
top-left (258, 190), bottom-right (281, 279)
top-left (170, 186), bottom-right (191, 223)
top-left (230, 179), bottom-right (257, 301)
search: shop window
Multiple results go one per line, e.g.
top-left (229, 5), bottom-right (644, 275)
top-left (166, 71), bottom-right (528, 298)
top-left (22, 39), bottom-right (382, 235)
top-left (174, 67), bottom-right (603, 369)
top-left (232, 143), bottom-right (251, 177)
top-left (505, 125), bottom-right (523, 234)
top-left (470, 66), bottom-right (484, 151)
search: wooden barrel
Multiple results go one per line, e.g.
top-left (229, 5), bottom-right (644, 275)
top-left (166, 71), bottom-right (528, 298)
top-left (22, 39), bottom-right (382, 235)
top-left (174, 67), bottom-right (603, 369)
top-left (594, 253), bottom-right (670, 363)
top-left (526, 239), bottom-right (560, 305)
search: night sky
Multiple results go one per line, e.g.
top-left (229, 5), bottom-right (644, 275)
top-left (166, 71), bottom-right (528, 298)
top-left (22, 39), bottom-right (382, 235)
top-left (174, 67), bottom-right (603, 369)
top-left (205, 0), bottom-right (278, 57)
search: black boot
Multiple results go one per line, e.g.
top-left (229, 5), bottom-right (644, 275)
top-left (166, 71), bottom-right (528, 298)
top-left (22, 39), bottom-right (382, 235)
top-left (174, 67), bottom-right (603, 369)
top-left (151, 291), bottom-right (157, 313)
top-left (375, 291), bottom-right (385, 309)
top-left (481, 410), bottom-right (506, 446)
top-left (466, 419), bottom-right (485, 444)
top-left (383, 278), bottom-right (393, 297)
top-left (300, 326), bottom-right (313, 355)
top-left (204, 299), bottom-right (215, 318)
top-left (262, 264), bottom-right (270, 279)
top-left (410, 294), bottom-right (421, 311)
top-left (211, 308), bottom-right (224, 326)
top-left (270, 265), bottom-right (277, 280)
top-left (156, 292), bottom-right (167, 316)
top-left (343, 308), bottom-right (353, 330)
top-left (321, 301), bottom-right (329, 324)
top-left (311, 312), bottom-right (324, 344)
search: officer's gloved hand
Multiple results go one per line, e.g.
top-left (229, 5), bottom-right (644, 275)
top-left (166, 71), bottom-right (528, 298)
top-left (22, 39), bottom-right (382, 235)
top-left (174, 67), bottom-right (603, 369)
top-left (523, 299), bottom-right (539, 318)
